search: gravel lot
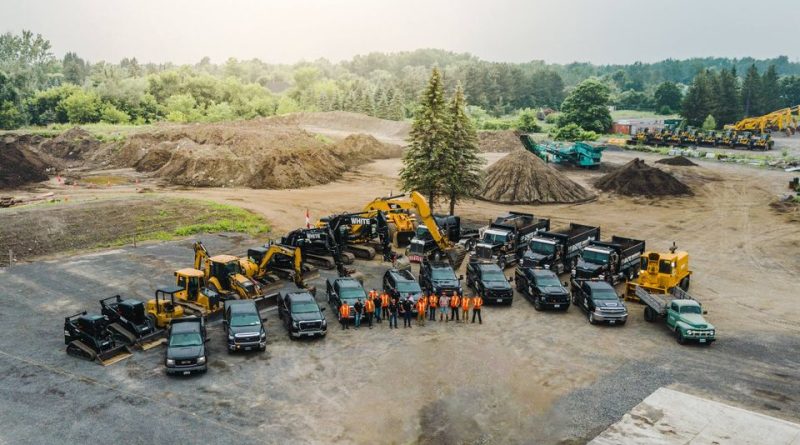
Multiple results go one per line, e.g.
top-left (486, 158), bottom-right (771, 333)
top-left (1, 234), bottom-right (798, 444)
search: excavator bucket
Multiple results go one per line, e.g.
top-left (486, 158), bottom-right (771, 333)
top-left (97, 344), bottom-right (133, 366)
top-left (254, 292), bottom-right (280, 311)
top-left (446, 245), bottom-right (468, 269)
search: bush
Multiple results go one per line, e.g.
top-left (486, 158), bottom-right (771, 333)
top-left (658, 105), bottom-right (673, 115)
top-left (100, 104), bottom-right (130, 124)
top-left (544, 112), bottom-right (561, 124)
top-left (60, 90), bottom-right (102, 123)
top-left (163, 94), bottom-right (202, 122)
top-left (515, 108), bottom-right (542, 133)
top-left (701, 114), bottom-right (716, 131)
top-left (549, 123), bottom-right (599, 141)
top-left (480, 118), bottom-right (514, 130)
top-left (205, 102), bottom-right (236, 122)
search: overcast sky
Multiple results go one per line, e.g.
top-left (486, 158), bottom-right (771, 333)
top-left (2, 0), bottom-right (797, 65)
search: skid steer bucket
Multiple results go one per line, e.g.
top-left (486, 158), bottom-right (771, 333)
top-left (97, 344), bottom-right (133, 366)
top-left (254, 292), bottom-right (280, 311)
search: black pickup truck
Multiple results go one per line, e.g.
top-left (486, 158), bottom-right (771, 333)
top-left (522, 223), bottom-right (600, 274)
top-left (574, 236), bottom-right (645, 284)
top-left (466, 258), bottom-right (514, 304)
top-left (474, 212), bottom-right (550, 269)
top-left (164, 316), bottom-right (208, 375)
top-left (418, 258), bottom-right (463, 297)
top-left (570, 278), bottom-right (628, 325)
top-left (223, 300), bottom-right (267, 352)
top-left (514, 267), bottom-right (570, 311)
top-left (277, 291), bottom-right (328, 339)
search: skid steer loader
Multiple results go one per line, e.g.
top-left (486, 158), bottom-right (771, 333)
top-left (64, 312), bottom-right (132, 366)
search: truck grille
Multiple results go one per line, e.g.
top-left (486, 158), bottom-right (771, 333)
top-left (299, 321), bottom-right (322, 331)
top-left (486, 289), bottom-right (512, 299)
top-left (177, 359), bottom-right (196, 366)
top-left (235, 334), bottom-right (260, 343)
top-left (475, 244), bottom-right (493, 259)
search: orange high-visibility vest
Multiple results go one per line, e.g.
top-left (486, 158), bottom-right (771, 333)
top-left (461, 296), bottom-right (470, 310)
top-left (339, 304), bottom-right (350, 318)
top-left (365, 299), bottom-right (375, 313)
top-left (380, 293), bottom-right (390, 307)
top-left (473, 296), bottom-right (483, 308)
top-left (429, 295), bottom-right (438, 307)
top-left (416, 299), bottom-right (426, 313)
top-left (369, 290), bottom-right (378, 301)
top-left (450, 294), bottom-right (460, 308)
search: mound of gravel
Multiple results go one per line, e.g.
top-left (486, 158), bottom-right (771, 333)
top-left (595, 158), bottom-right (692, 197)
top-left (656, 156), bottom-right (698, 167)
top-left (478, 150), bottom-right (595, 204)
top-left (0, 138), bottom-right (50, 188)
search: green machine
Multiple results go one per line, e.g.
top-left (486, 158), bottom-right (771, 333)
top-left (519, 134), bottom-right (604, 168)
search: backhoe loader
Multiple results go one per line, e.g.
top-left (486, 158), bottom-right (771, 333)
top-left (146, 286), bottom-right (186, 328)
top-left (193, 241), bottom-right (263, 300)
top-left (625, 243), bottom-right (691, 302)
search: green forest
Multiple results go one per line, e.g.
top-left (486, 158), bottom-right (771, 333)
top-left (2, 30), bottom-right (800, 131)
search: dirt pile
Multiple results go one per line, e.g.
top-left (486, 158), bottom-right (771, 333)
top-left (279, 111), bottom-right (410, 145)
top-left (656, 155), bottom-right (698, 166)
top-left (477, 130), bottom-right (522, 152)
top-left (38, 127), bottom-right (101, 160)
top-left (478, 150), bottom-right (595, 204)
top-left (117, 119), bottom-right (403, 189)
top-left (0, 137), bottom-right (50, 188)
top-left (595, 158), bottom-right (692, 197)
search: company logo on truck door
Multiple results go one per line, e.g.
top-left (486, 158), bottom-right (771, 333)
top-left (621, 252), bottom-right (641, 268)
top-left (567, 236), bottom-right (596, 255)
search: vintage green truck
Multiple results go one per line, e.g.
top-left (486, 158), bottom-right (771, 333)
top-left (634, 286), bottom-right (716, 344)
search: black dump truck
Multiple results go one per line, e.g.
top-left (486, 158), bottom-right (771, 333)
top-left (474, 212), bottom-right (550, 269)
top-left (164, 316), bottom-right (208, 375)
top-left (407, 215), bottom-right (479, 263)
top-left (418, 258), bottom-right (463, 297)
top-left (574, 236), bottom-right (646, 284)
top-left (521, 223), bottom-right (600, 274)
top-left (277, 290), bottom-right (328, 339)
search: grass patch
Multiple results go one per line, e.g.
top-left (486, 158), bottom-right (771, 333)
top-left (314, 134), bottom-right (334, 144)
top-left (611, 109), bottom-right (680, 120)
top-left (0, 122), bottom-right (153, 139)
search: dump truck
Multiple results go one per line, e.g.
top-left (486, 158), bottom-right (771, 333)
top-left (573, 236), bottom-right (645, 284)
top-left (634, 286), bottom-right (715, 345)
top-left (521, 223), bottom-right (599, 274)
top-left (100, 295), bottom-right (165, 350)
top-left (64, 312), bottom-right (133, 366)
top-left (474, 212), bottom-right (550, 269)
top-left (625, 243), bottom-right (691, 301)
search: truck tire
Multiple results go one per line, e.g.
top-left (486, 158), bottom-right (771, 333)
top-left (533, 298), bottom-right (542, 311)
top-left (680, 276), bottom-right (690, 291)
top-left (676, 330), bottom-right (686, 345)
top-left (515, 278), bottom-right (524, 292)
top-left (498, 256), bottom-right (506, 270)
top-left (588, 311), bottom-right (596, 325)
top-left (644, 306), bottom-right (655, 322)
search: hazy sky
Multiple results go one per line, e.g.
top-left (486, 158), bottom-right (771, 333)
top-left (2, 0), bottom-right (797, 65)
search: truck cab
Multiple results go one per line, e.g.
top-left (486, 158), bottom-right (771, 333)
top-left (571, 279), bottom-right (627, 325)
top-left (223, 300), bottom-right (267, 352)
top-left (164, 316), bottom-right (208, 375)
top-left (574, 236), bottom-right (645, 284)
top-left (418, 259), bottom-right (463, 297)
top-left (665, 300), bottom-right (715, 344)
top-left (474, 212), bottom-right (550, 269)
top-left (514, 267), bottom-right (569, 311)
top-left (277, 291), bottom-right (327, 338)
top-left (521, 223), bottom-right (599, 274)
top-left (466, 259), bottom-right (513, 304)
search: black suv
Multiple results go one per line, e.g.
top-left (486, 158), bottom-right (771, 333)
top-left (382, 268), bottom-right (423, 305)
top-left (418, 259), bottom-right (463, 297)
top-left (165, 316), bottom-right (208, 375)
top-left (278, 291), bottom-right (328, 338)
top-left (514, 267), bottom-right (569, 311)
top-left (223, 300), bottom-right (267, 352)
top-left (466, 259), bottom-right (513, 304)
top-left (326, 277), bottom-right (367, 322)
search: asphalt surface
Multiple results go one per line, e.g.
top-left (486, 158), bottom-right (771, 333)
top-left (1, 234), bottom-right (798, 444)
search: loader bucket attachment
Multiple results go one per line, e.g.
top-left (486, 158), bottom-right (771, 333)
top-left (393, 254), bottom-right (412, 271)
top-left (97, 344), bottom-right (133, 366)
top-left (395, 231), bottom-right (416, 247)
top-left (446, 245), bottom-right (468, 269)
top-left (136, 329), bottom-right (166, 351)
top-left (254, 292), bottom-right (280, 312)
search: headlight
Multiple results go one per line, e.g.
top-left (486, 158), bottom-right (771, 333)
top-left (197, 356), bottom-right (206, 365)
top-left (571, 269), bottom-right (576, 276)
top-left (166, 359), bottom-right (175, 366)
top-left (687, 330), bottom-right (693, 335)
top-left (543, 264), bottom-right (549, 269)
top-left (709, 330), bottom-right (715, 336)
top-left (260, 332), bottom-right (266, 339)
top-left (321, 319), bottom-right (327, 327)
top-left (292, 321), bottom-right (299, 328)
top-left (228, 335), bottom-right (235, 341)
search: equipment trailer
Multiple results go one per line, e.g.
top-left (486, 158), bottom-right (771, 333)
top-left (635, 286), bottom-right (715, 345)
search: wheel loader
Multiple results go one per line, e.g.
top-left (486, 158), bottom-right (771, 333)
top-left (193, 241), bottom-right (263, 300)
top-left (146, 286), bottom-right (186, 328)
top-left (64, 312), bottom-right (133, 366)
top-left (625, 243), bottom-right (691, 302)
top-left (100, 295), bottom-right (166, 350)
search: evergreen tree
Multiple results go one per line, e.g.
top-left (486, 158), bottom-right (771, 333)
top-left (760, 65), bottom-right (781, 113)
top-left (399, 68), bottom-right (451, 207)
top-left (444, 83), bottom-right (484, 215)
top-left (741, 64), bottom-right (762, 116)
top-left (681, 70), bottom-right (713, 127)
top-left (712, 68), bottom-right (741, 127)
top-left (780, 76), bottom-right (800, 108)
top-left (388, 90), bottom-right (405, 120)
top-left (702, 114), bottom-right (716, 131)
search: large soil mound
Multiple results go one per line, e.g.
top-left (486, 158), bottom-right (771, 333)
top-left (277, 111), bottom-right (410, 145)
top-left (656, 155), bottom-right (697, 166)
top-left (478, 150), bottom-right (594, 204)
top-left (39, 127), bottom-right (101, 160)
top-left (595, 158), bottom-right (692, 197)
top-left (0, 137), bottom-right (50, 189)
top-left (477, 130), bottom-right (522, 153)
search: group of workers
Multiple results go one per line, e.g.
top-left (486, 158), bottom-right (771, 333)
top-left (338, 289), bottom-right (483, 330)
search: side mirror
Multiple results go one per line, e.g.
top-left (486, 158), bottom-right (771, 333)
top-left (458, 275), bottom-right (464, 281)
top-left (320, 307), bottom-right (326, 312)
top-left (703, 310), bottom-right (708, 315)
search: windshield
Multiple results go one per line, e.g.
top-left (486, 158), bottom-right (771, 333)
top-left (415, 226), bottom-right (431, 239)
top-left (231, 313), bottom-right (260, 327)
top-left (482, 232), bottom-right (508, 245)
top-left (659, 260), bottom-right (673, 274)
top-left (431, 268), bottom-right (457, 281)
top-left (170, 332), bottom-right (202, 347)
top-left (482, 269), bottom-right (506, 282)
top-left (292, 301), bottom-right (319, 314)
top-left (224, 261), bottom-right (241, 275)
top-left (680, 305), bottom-right (701, 314)
top-left (530, 241), bottom-right (555, 255)
top-left (582, 250), bottom-right (609, 264)
top-left (397, 281), bottom-right (421, 293)
top-left (591, 289), bottom-right (618, 300)
top-left (340, 288), bottom-right (366, 302)
top-left (535, 275), bottom-right (561, 287)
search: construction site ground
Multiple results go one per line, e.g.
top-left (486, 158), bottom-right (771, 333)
top-left (1, 137), bottom-right (799, 442)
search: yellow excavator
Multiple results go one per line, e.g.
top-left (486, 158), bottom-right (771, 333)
top-left (363, 194), bottom-right (419, 246)
top-left (730, 105), bottom-right (799, 135)
top-left (394, 191), bottom-right (468, 267)
top-left (193, 241), bottom-right (263, 300)
top-left (625, 243), bottom-right (691, 302)
top-left (241, 242), bottom-right (318, 290)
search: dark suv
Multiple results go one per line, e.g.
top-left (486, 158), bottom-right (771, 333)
top-left (223, 300), bottom-right (267, 352)
top-left (326, 277), bottom-right (367, 322)
top-left (164, 316), bottom-right (208, 375)
top-left (383, 268), bottom-right (423, 307)
top-left (514, 267), bottom-right (569, 311)
top-left (418, 259), bottom-right (463, 297)
top-left (466, 259), bottom-right (513, 304)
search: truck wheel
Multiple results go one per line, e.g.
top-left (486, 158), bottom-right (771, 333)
top-left (563, 303), bottom-right (570, 312)
top-left (644, 307), bottom-right (655, 322)
top-left (588, 312), bottom-right (596, 325)
top-left (498, 257), bottom-right (506, 270)
top-left (680, 276), bottom-right (690, 291)
top-left (515, 278), bottom-right (524, 292)
top-left (676, 330), bottom-right (686, 345)
top-left (533, 298), bottom-right (542, 311)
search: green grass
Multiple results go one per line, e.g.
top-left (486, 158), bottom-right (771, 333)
top-left (0, 122), bottom-right (154, 139)
top-left (611, 109), bottom-right (680, 120)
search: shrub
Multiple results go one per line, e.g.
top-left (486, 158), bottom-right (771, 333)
top-left (549, 123), bottom-right (599, 141)
top-left (100, 104), bottom-right (130, 124)
top-left (515, 108), bottom-right (542, 133)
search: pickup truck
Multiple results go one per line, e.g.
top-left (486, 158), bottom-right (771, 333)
top-left (164, 316), bottom-right (208, 375)
top-left (223, 300), bottom-right (267, 352)
top-left (466, 258), bottom-right (514, 304)
top-left (277, 291), bottom-right (328, 339)
top-left (570, 278), bottom-right (628, 325)
top-left (326, 277), bottom-right (367, 323)
top-left (574, 236), bottom-right (645, 283)
top-left (418, 258), bottom-right (463, 297)
top-left (514, 267), bottom-right (569, 311)
top-left (635, 286), bottom-right (715, 344)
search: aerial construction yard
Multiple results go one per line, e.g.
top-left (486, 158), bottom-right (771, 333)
top-left (1, 112), bottom-right (799, 444)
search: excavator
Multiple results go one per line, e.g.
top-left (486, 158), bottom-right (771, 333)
top-left (193, 241), bottom-right (263, 301)
top-left (317, 211), bottom-right (395, 261)
top-left (730, 105), bottom-right (799, 136)
top-left (362, 195), bottom-right (418, 246)
top-left (241, 242), bottom-right (318, 290)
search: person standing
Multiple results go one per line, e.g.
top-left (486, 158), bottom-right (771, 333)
top-left (449, 292), bottom-right (460, 322)
top-left (461, 294), bottom-right (470, 323)
top-left (388, 297), bottom-right (399, 329)
top-left (472, 294), bottom-right (483, 324)
top-left (380, 291), bottom-right (390, 323)
top-left (353, 298), bottom-right (363, 329)
top-left (428, 293), bottom-right (438, 321)
top-left (416, 295), bottom-right (427, 326)
top-left (364, 297), bottom-right (375, 329)
top-left (402, 296), bottom-right (413, 328)
top-left (368, 289), bottom-right (379, 322)
top-left (439, 292), bottom-right (449, 321)
top-left (339, 301), bottom-right (350, 330)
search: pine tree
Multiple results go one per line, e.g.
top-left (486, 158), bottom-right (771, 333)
top-left (702, 114), bottom-right (716, 131)
top-left (444, 83), bottom-right (485, 215)
top-left (760, 65), bottom-right (781, 113)
top-left (399, 68), bottom-right (452, 207)
top-left (741, 64), bottom-right (762, 116)
top-left (712, 68), bottom-right (741, 127)
top-left (681, 70), bottom-right (713, 127)
top-left (389, 90), bottom-right (405, 120)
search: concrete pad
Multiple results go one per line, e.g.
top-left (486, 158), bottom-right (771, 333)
top-left (590, 387), bottom-right (800, 445)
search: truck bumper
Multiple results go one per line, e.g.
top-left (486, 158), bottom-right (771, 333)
top-left (593, 312), bottom-right (628, 324)
top-left (538, 297), bottom-right (570, 309)
top-left (165, 363), bottom-right (207, 375)
top-left (228, 340), bottom-right (267, 351)
top-left (291, 329), bottom-right (327, 338)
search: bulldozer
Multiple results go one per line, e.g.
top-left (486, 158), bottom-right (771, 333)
top-left (173, 268), bottom-right (223, 316)
top-left (241, 242), bottom-right (318, 291)
top-left (363, 194), bottom-right (419, 246)
top-left (99, 295), bottom-right (166, 350)
top-left (193, 241), bottom-right (263, 300)
top-left (146, 286), bottom-right (186, 328)
top-left (625, 243), bottom-right (691, 302)
top-left (64, 312), bottom-right (133, 366)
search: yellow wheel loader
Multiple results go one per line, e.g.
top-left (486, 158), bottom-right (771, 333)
top-left (625, 243), bottom-right (691, 302)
